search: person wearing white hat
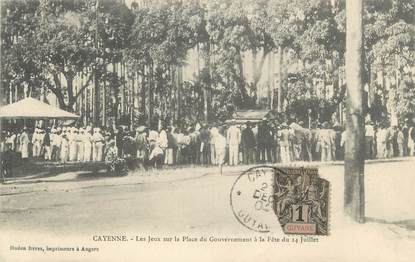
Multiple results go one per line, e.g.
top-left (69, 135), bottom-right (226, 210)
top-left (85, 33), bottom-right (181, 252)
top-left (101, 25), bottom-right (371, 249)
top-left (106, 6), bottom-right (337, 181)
top-left (83, 126), bottom-right (92, 162)
top-left (214, 126), bottom-right (227, 166)
top-left (19, 127), bottom-right (30, 159)
top-left (76, 128), bottom-right (85, 162)
top-left (226, 119), bottom-right (241, 166)
top-left (92, 127), bottom-right (104, 161)
top-left (60, 131), bottom-right (69, 164)
top-left (149, 141), bottom-right (164, 169)
top-left (279, 123), bottom-right (292, 163)
top-left (319, 122), bottom-right (334, 162)
top-left (148, 128), bottom-right (159, 148)
top-left (68, 127), bottom-right (78, 162)
top-left (32, 128), bottom-right (41, 158)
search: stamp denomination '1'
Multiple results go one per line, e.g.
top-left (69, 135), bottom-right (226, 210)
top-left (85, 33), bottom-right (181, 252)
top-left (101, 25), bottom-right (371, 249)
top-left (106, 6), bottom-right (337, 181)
top-left (273, 167), bottom-right (329, 235)
top-left (230, 166), bottom-right (329, 235)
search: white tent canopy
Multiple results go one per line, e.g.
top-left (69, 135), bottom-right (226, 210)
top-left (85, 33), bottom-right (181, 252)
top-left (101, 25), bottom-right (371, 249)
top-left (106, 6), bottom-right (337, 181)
top-left (0, 97), bottom-right (79, 119)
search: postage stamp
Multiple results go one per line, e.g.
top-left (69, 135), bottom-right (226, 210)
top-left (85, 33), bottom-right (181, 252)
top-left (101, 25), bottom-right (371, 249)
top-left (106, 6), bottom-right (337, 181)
top-left (273, 167), bottom-right (329, 235)
top-left (230, 166), bottom-right (329, 235)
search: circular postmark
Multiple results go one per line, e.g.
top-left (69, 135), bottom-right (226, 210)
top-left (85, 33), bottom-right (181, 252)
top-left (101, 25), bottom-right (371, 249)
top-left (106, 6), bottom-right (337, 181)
top-left (230, 166), bottom-right (278, 233)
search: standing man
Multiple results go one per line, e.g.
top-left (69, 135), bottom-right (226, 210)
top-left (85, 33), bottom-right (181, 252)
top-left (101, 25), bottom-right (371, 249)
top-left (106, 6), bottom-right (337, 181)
top-left (409, 122), bottom-right (415, 156)
top-left (311, 122), bottom-right (321, 161)
top-left (319, 122), bottom-right (333, 162)
top-left (214, 126), bottom-right (227, 166)
top-left (227, 120), bottom-right (241, 166)
top-left (189, 127), bottom-right (200, 164)
top-left (241, 121), bottom-right (256, 165)
top-left (377, 123), bottom-right (387, 158)
top-left (68, 127), bottom-right (78, 162)
top-left (60, 130), bottom-right (69, 164)
top-left (50, 127), bottom-right (59, 161)
top-left (92, 128), bottom-right (105, 161)
top-left (257, 119), bottom-right (272, 163)
top-left (303, 123), bottom-right (313, 161)
top-left (292, 122), bottom-right (304, 161)
top-left (83, 126), bottom-right (92, 162)
top-left (329, 124), bottom-right (337, 161)
top-left (397, 126), bottom-right (405, 157)
top-left (388, 125), bottom-right (397, 157)
top-left (209, 124), bottom-right (218, 165)
top-left (19, 127), bottom-right (30, 160)
top-left (76, 128), bottom-right (85, 162)
top-left (401, 120), bottom-right (409, 156)
top-left (199, 124), bottom-right (211, 165)
top-left (365, 120), bottom-right (375, 159)
top-left (148, 125), bottom-right (159, 152)
top-left (279, 123), bottom-right (292, 163)
top-left (158, 126), bottom-right (168, 162)
top-left (32, 128), bottom-right (41, 158)
top-left (43, 128), bottom-right (52, 161)
top-left (165, 126), bottom-right (177, 165)
top-left (115, 126), bottom-right (124, 158)
top-left (135, 126), bottom-right (149, 167)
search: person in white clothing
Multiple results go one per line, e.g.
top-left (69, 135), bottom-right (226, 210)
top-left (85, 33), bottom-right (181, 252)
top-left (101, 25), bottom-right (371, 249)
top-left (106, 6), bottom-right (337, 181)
top-left (376, 125), bottom-right (388, 158)
top-left (32, 128), bottom-right (41, 158)
top-left (83, 126), bottom-right (92, 162)
top-left (214, 126), bottom-right (227, 165)
top-left (68, 127), bottom-right (78, 162)
top-left (60, 132), bottom-right (69, 164)
top-left (5, 131), bottom-right (17, 151)
top-left (408, 126), bottom-right (415, 156)
top-left (19, 128), bottom-right (30, 159)
top-left (158, 128), bottom-right (168, 150)
top-left (148, 128), bottom-right (159, 150)
top-left (77, 128), bottom-right (85, 162)
top-left (60, 128), bottom-right (69, 161)
top-left (92, 128), bottom-right (105, 161)
top-left (226, 120), bottom-right (241, 165)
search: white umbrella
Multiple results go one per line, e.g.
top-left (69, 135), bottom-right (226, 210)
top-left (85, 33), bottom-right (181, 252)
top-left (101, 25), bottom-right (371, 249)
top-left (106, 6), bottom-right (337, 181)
top-left (0, 97), bottom-right (79, 120)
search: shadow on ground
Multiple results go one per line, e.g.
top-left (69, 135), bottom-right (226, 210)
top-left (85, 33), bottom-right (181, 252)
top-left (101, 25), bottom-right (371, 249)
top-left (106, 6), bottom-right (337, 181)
top-left (366, 217), bottom-right (415, 231)
top-left (1, 160), bottom-right (118, 185)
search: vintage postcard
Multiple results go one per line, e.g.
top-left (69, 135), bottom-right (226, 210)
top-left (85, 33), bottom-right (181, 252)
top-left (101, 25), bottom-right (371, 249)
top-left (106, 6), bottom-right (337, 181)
top-left (1, 0), bottom-right (414, 261)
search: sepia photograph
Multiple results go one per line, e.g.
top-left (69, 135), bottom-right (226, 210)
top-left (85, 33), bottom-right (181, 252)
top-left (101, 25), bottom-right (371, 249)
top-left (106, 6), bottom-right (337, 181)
top-left (0, 0), bottom-right (414, 261)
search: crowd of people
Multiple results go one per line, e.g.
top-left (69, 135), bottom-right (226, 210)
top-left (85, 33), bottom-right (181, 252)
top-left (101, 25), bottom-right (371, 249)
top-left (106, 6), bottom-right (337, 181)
top-left (1, 118), bottom-right (415, 174)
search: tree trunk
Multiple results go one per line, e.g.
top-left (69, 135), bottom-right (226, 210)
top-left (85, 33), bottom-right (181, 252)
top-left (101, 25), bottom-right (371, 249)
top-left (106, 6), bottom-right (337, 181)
top-left (277, 46), bottom-right (283, 113)
top-left (344, 0), bottom-right (365, 223)
top-left (236, 50), bottom-right (249, 105)
top-left (140, 65), bottom-right (146, 123)
top-left (198, 43), bottom-right (208, 122)
top-left (130, 71), bottom-right (135, 129)
top-left (176, 65), bottom-right (182, 122)
top-left (102, 73), bottom-right (107, 127)
top-left (113, 63), bottom-right (119, 124)
top-left (66, 75), bottom-right (76, 112)
top-left (169, 65), bottom-right (173, 121)
top-left (93, 67), bottom-right (100, 126)
top-left (207, 42), bottom-right (212, 121)
top-left (267, 51), bottom-right (272, 109)
top-left (146, 62), bottom-right (154, 127)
